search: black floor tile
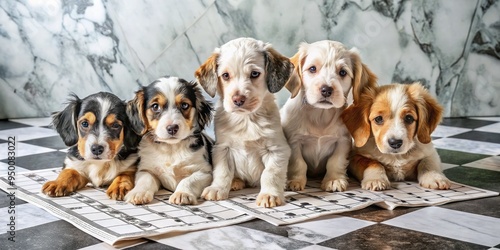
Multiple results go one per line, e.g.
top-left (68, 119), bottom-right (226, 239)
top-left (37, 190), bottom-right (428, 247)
top-left (0, 220), bottom-right (101, 250)
top-left (238, 218), bottom-right (292, 237)
top-left (318, 224), bottom-right (488, 250)
top-left (21, 136), bottom-right (67, 150)
top-left (0, 139), bottom-right (6, 144)
top-left (341, 205), bottom-right (421, 223)
top-left (450, 131), bottom-right (500, 144)
top-left (0, 151), bottom-right (66, 170)
top-left (0, 190), bottom-right (27, 208)
top-left (440, 118), bottom-right (496, 129)
top-left (441, 196), bottom-right (500, 218)
top-left (444, 166), bottom-right (500, 192)
top-left (0, 120), bottom-right (31, 131)
top-left (437, 149), bottom-right (490, 166)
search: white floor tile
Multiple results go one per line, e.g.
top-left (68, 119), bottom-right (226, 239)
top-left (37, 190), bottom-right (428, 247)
top-left (285, 215), bottom-right (375, 244)
top-left (432, 125), bottom-right (471, 138)
top-left (0, 143), bottom-right (56, 160)
top-left (0, 203), bottom-right (60, 232)
top-left (382, 207), bottom-right (500, 247)
top-left (475, 123), bottom-right (500, 134)
top-left (464, 156), bottom-right (500, 172)
top-left (10, 117), bottom-right (52, 127)
top-left (0, 127), bottom-right (58, 141)
top-left (432, 138), bottom-right (500, 155)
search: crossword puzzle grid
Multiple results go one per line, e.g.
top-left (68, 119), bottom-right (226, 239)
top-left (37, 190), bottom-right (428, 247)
top-left (0, 169), bottom-right (253, 245)
top-left (222, 180), bottom-right (497, 225)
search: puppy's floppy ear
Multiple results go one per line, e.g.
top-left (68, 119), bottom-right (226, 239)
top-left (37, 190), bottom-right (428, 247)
top-left (52, 93), bottom-right (81, 146)
top-left (195, 51), bottom-right (219, 98)
top-left (350, 48), bottom-right (377, 104)
top-left (341, 90), bottom-right (374, 147)
top-left (126, 88), bottom-right (148, 135)
top-left (284, 50), bottom-right (303, 98)
top-left (194, 82), bottom-right (214, 129)
top-left (264, 46), bottom-right (294, 93)
top-left (408, 83), bottom-right (443, 144)
top-left (122, 101), bottom-right (142, 150)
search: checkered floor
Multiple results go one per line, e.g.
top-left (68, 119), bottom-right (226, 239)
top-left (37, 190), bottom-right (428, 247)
top-left (1, 117), bottom-right (499, 249)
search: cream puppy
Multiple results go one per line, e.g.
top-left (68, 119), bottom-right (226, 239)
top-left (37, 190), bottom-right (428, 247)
top-left (195, 37), bottom-right (293, 207)
top-left (282, 40), bottom-right (377, 192)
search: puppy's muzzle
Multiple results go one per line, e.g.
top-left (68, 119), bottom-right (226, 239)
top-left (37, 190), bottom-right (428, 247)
top-left (321, 85), bottom-right (333, 98)
top-left (388, 138), bottom-right (403, 149)
top-left (167, 124), bottom-right (179, 136)
top-left (91, 144), bottom-right (104, 156)
top-left (232, 95), bottom-right (246, 107)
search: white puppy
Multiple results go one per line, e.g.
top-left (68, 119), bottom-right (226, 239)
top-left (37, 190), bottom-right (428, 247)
top-left (281, 40), bottom-right (377, 191)
top-left (195, 37), bottom-right (293, 207)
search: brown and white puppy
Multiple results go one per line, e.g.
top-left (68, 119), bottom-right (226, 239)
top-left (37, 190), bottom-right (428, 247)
top-left (124, 76), bottom-right (214, 205)
top-left (281, 40), bottom-right (377, 192)
top-left (42, 92), bottom-right (141, 200)
top-left (341, 83), bottom-right (451, 191)
top-left (195, 37), bottom-right (293, 207)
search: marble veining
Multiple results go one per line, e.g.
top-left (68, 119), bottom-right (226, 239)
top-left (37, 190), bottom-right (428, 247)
top-left (1, 0), bottom-right (499, 119)
top-left (382, 207), bottom-right (500, 247)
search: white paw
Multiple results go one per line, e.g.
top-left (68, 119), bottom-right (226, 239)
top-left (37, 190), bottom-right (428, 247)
top-left (361, 178), bottom-right (390, 191)
top-left (419, 172), bottom-right (451, 190)
top-left (169, 192), bottom-right (198, 205)
top-left (321, 177), bottom-right (349, 192)
top-left (256, 193), bottom-right (283, 208)
top-left (287, 177), bottom-right (307, 191)
top-left (201, 186), bottom-right (229, 201)
top-left (124, 188), bottom-right (155, 205)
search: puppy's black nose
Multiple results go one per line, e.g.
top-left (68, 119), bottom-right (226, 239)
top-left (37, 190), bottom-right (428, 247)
top-left (321, 86), bottom-right (333, 97)
top-left (167, 124), bottom-right (179, 135)
top-left (91, 144), bottom-right (104, 156)
top-left (388, 138), bottom-right (403, 149)
top-left (232, 95), bottom-right (246, 107)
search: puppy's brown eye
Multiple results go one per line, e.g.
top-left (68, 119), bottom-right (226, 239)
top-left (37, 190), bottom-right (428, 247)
top-left (81, 121), bottom-right (89, 128)
top-left (339, 69), bottom-right (347, 77)
top-left (308, 66), bottom-right (316, 73)
top-left (181, 102), bottom-right (190, 110)
top-left (374, 116), bottom-right (384, 125)
top-left (111, 122), bottom-right (121, 130)
top-left (250, 71), bottom-right (260, 78)
top-left (151, 103), bottom-right (160, 112)
top-left (222, 73), bottom-right (230, 80)
top-left (405, 115), bottom-right (415, 124)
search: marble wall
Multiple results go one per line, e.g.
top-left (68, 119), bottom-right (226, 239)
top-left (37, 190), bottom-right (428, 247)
top-left (1, 0), bottom-right (499, 119)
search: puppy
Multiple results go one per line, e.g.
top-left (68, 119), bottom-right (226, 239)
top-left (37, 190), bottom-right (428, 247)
top-left (124, 76), bottom-right (214, 205)
top-left (195, 37), bottom-right (293, 207)
top-left (42, 92), bottom-right (141, 200)
top-left (341, 82), bottom-right (451, 191)
top-left (281, 40), bottom-right (377, 192)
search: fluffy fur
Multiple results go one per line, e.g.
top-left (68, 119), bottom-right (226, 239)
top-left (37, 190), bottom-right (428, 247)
top-left (341, 83), bottom-right (451, 191)
top-left (42, 92), bottom-right (141, 200)
top-left (195, 37), bottom-right (293, 207)
top-left (281, 40), bottom-right (377, 192)
top-left (124, 76), bottom-right (214, 205)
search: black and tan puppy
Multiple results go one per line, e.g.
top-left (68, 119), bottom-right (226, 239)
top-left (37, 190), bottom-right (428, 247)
top-left (42, 92), bottom-right (141, 200)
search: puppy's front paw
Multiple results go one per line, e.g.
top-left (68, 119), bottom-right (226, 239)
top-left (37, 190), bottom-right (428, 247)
top-left (256, 193), bottom-right (283, 208)
top-left (361, 178), bottom-right (390, 191)
top-left (106, 183), bottom-right (133, 201)
top-left (125, 189), bottom-right (155, 205)
top-left (42, 180), bottom-right (77, 197)
top-left (169, 192), bottom-right (198, 205)
top-left (419, 172), bottom-right (451, 190)
top-left (201, 186), bottom-right (229, 201)
top-left (321, 177), bottom-right (348, 192)
top-left (287, 178), bottom-right (306, 191)
top-left (231, 178), bottom-right (245, 191)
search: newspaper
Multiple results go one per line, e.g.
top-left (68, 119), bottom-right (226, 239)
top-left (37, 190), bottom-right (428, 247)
top-left (1, 168), bottom-right (497, 245)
